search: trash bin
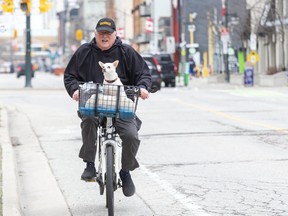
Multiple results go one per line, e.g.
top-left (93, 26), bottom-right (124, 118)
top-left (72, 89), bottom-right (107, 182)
top-left (244, 66), bottom-right (253, 86)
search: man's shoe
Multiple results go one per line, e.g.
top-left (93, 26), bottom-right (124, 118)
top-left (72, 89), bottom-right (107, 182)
top-left (120, 170), bottom-right (135, 197)
top-left (81, 167), bottom-right (96, 181)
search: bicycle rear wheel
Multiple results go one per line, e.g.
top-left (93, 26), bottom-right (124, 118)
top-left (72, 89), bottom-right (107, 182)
top-left (106, 145), bottom-right (114, 216)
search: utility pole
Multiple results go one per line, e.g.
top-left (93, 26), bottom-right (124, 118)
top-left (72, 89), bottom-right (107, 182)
top-left (172, 0), bottom-right (180, 78)
top-left (222, 0), bottom-right (230, 82)
top-left (20, 0), bottom-right (32, 87)
top-left (179, 0), bottom-right (188, 86)
top-left (25, 13), bottom-right (32, 87)
top-left (63, 0), bottom-right (68, 59)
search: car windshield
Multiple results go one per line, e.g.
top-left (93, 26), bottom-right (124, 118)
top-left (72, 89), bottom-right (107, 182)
top-left (155, 54), bottom-right (172, 62)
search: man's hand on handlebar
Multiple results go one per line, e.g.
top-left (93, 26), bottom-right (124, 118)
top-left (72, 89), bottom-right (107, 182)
top-left (140, 88), bottom-right (149, 100)
top-left (73, 90), bottom-right (79, 101)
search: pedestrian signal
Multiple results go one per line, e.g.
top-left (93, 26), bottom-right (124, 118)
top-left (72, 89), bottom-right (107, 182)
top-left (1, 0), bottom-right (14, 13)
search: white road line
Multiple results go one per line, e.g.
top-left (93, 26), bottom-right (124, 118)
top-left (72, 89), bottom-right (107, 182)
top-left (140, 165), bottom-right (212, 216)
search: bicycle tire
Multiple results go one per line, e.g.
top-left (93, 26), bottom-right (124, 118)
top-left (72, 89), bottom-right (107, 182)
top-left (106, 145), bottom-right (114, 216)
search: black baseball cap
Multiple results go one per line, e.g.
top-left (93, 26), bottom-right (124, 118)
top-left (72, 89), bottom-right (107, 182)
top-left (96, 18), bottom-right (116, 33)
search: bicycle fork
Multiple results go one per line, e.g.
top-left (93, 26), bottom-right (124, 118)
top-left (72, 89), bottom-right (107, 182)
top-left (96, 117), bottom-right (122, 194)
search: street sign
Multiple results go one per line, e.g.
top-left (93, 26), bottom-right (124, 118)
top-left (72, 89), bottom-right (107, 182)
top-left (189, 47), bottom-right (196, 54)
top-left (188, 25), bottom-right (195, 32)
top-left (250, 33), bottom-right (257, 50)
top-left (221, 34), bottom-right (229, 54)
top-left (166, 36), bottom-right (175, 53)
top-left (247, 51), bottom-right (259, 64)
top-left (145, 18), bottom-right (153, 33)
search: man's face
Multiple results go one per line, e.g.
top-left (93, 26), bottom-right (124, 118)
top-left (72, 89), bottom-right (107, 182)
top-left (95, 30), bottom-right (117, 51)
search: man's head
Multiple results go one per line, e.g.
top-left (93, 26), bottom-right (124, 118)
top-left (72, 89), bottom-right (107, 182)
top-left (95, 18), bottom-right (117, 51)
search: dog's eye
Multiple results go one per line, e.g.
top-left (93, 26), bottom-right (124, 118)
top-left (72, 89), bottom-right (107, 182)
top-left (107, 66), bottom-right (110, 69)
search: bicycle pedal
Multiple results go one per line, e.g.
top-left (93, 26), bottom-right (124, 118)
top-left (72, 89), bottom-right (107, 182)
top-left (81, 177), bottom-right (96, 182)
top-left (99, 184), bottom-right (105, 195)
top-left (96, 177), bottom-right (105, 195)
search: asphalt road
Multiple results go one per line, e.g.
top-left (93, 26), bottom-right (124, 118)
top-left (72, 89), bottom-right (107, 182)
top-left (1, 72), bottom-right (288, 216)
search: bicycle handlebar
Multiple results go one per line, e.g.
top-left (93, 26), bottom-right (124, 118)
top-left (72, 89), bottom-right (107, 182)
top-left (125, 86), bottom-right (158, 96)
top-left (148, 86), bottom-right (158, 93)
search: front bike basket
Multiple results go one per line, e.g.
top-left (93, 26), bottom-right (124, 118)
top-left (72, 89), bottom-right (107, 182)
top-left (78, 83), bottom-right (139, 119)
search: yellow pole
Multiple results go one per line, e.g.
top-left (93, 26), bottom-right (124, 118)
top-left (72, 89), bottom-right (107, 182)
top-left (202, 52), bottom-right (209, 77)
top-left (190, 31), bottom-right (194, 44)
top-left (208, 20), bottom-right (214, 74)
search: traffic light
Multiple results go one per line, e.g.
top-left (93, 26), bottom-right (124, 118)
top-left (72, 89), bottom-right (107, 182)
top-left (1, 0), bottom-right (14, 13)
top-left (39, 0), bottom-right (52, 13)
top-left (20, 0), bottom-right (31, 13)
top-left (75, 29), bottom-right (83, 41)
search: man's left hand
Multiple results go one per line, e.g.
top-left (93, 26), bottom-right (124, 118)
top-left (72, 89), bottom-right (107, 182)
top-left (140, 88), bottom-right (149, 100)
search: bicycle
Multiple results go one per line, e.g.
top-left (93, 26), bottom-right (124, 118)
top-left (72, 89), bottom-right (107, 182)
top-left (78, 82), bottom-right (142, 216)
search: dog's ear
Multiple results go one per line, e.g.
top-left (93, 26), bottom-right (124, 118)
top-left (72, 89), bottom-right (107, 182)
top-left (98, 61), bottom-right (104, 68)
top-left (113, 60), bottom-right (119, 68)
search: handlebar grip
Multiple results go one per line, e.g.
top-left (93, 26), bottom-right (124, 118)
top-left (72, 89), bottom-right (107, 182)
top-left (125, 86), bottom-right (158, 96)
top-left (148, 86), bottom-right (158, 93)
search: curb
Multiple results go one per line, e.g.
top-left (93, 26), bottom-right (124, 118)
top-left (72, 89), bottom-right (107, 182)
top-left (1, 105), bottom-right (71, 216)
top-left (0, 106), bottom-right (22, 216)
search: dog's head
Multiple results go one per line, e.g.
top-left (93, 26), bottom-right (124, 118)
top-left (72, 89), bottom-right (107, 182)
top-left (98, 60), bottom-right (119, 74)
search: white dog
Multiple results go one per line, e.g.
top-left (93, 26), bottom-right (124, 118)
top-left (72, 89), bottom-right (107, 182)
top-left (99, 60), bottom-right (122, 83)
top-left (99, 60), bottom-right (127, 97)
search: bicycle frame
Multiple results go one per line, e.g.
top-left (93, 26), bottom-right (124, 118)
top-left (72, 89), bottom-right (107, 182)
top-left (96, 117), bottom-right (122, 192)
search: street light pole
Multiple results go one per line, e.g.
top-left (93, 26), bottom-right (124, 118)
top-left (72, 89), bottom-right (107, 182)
top-left (223, 0), bottom-right (230, 82)
top-left (179, 0), bottom-right (189, 86)
top-left (25, 12), bottom-right (32, 87)
top-left (62, 0), bottom-right (68, 60)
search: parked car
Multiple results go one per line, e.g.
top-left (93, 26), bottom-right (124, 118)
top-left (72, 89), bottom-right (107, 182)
top-left (0, 61), bottom-right (13, 73)
top-left (144, 60), bottom-right (162, 90)
top-left (16, 63), bottom-right (35, 78)
top-left (153, 53), bottom-right (176, 87)
top-left (142, 52), bottom-right (176, 87)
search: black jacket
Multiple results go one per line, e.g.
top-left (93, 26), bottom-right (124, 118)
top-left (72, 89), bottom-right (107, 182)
top-left (64, 37), bottom-right (151, 97)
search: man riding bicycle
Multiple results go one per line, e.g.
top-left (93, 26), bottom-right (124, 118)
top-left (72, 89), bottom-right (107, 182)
top-left (64, 17), bottom-right (151, 197)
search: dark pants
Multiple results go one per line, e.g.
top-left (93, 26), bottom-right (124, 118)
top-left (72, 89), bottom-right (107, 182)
top-left (78, 114), bottom-right (142, 171)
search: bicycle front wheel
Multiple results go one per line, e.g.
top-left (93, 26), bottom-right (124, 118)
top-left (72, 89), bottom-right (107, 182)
top-left (106, 145), bottom-right (114, 216)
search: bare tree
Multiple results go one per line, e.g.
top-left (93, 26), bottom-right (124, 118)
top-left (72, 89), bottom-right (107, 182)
top-left (248, 0), bottom-right (286, 72)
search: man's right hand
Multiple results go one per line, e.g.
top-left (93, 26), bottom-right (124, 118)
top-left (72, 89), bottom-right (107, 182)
top-left (72, 90), bottom-right (79, 101)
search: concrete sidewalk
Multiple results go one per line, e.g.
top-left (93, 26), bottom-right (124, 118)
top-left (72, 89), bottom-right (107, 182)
top-left (0, 107), bottom-right (22, 216)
